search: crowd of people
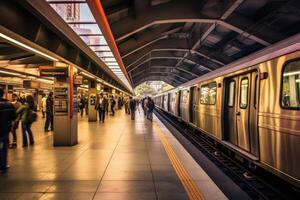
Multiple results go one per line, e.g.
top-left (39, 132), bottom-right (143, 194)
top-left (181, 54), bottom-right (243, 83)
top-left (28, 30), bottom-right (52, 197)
top-left (124, 96), bottom-right (155, 121)
top-left (0, 86), bottom-right (157, 174)
top-left (0, 88), bottom-right (38, 173)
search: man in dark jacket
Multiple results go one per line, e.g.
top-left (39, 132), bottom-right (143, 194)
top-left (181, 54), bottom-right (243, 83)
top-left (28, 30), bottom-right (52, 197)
top-left (44, 92), bottom-right (53, 132)
top-left (96, 94), bottom-right (107, 123)
top-left (147, 97), bottom-right (155, 121)
top-left (0, 88), bottom-right (16, 173)
top-left (129, 97), bottom-right (136, 120)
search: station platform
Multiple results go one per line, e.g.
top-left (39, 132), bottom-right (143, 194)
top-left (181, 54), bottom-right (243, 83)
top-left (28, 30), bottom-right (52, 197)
top-left (0, 108), bottom-right (227, 200)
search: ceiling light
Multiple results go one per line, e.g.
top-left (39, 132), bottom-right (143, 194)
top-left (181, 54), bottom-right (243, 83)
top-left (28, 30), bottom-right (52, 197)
top-left (80, 72), bottom-right (95, 79)
top-left (37, 78), bottom-right (54, 84)
top-left (0, 69), bottom-right (23, 77)
top-left (0, 33), bottom-right (58, 61)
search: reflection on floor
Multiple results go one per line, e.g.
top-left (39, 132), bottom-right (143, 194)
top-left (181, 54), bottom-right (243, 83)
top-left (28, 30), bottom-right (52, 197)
top-left (1, 109), bottom-right (190, 200)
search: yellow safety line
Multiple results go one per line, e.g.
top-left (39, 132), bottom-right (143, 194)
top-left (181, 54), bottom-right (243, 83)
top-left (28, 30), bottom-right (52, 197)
top-left (154, 123), bottom-right (206, 200)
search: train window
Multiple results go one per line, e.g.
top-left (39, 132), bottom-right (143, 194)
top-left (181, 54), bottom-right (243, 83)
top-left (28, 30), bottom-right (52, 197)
top-left (228, 81), bottom-right (235, 107)
top-left (282, 60), bottom-right (300, 108)
top-left (181, 90), bottom-right (188, 103)
top-left (200, 82), bottom-right (217, 105)
top-left (240, 78), bottom-right (249, 109)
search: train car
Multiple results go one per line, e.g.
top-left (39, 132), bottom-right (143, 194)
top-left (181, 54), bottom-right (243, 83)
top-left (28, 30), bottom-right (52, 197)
top-left (154, 34), bottom-right (300, 188)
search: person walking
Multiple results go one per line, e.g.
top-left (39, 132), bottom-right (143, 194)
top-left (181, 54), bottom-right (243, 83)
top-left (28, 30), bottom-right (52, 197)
top-left (147, 97), bottom-right (155, 121)
top-left (44, 92), bottom-right (53, 132)
top-left (41, 94), bottom-right (47, 118)
top-left (10, 94), bottom-right (21, 148)
top-left (96, 94), bottom-right (107, 123)
top-left (129, 97), bottom-right (136, 120)
top-left (143, 97), bottom-right (149, 116)
top-left (16, 95), bottom-right (36, 147)
top-left (0, 88), bottom-right (16, 173)
top-left (110, 97), bottom-right (116, 116)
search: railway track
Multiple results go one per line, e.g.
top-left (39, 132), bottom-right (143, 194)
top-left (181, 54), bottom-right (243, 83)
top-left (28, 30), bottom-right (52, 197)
top-left (155, 108), bottom-right (300, 200)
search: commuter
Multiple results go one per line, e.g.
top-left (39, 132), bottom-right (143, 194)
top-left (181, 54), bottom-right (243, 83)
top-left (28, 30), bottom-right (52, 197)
top-left (96, 94), bottom-right (107, 123)
top-left (16, 95), bottom-right (36, 147)
top-left (44, 92), bottom-right (53, 132)
top-left (143, 97), bottom-right (149, 116)
top-left (141, 98), bottom-right (145, 115)
top-left (118, 97), bottom-right (122, 109)
top-left (110, 97), bottom-right (116, 116)
top-left (147, 97), bottom-right (155, 121)
top-left (124, 97), bottom-right (129, 115)
top-left (0, 88), bottom-right (16, 173)
top-left (85, 96), bottom-right (89, 115)
top-left (41, 94), bottom-right (47, 118)
top-left (105, 95), bottom-right (109, 116)
top-left (129, 97), bottom-right (136, 120)
top-left (10, 94), bottom-right (21, 148)
top-left (79, 95), bottom-right (85, 117)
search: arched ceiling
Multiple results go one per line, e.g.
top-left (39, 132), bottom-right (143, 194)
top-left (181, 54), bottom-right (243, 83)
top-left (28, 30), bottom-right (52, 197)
top-left (99, 0), bottom-right (300, 87)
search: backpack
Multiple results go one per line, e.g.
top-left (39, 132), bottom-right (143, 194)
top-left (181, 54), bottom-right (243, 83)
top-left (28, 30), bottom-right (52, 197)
top-left (27, 109), bottom-right (37, 124)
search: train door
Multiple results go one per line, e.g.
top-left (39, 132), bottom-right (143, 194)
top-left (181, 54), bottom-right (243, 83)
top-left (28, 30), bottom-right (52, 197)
top-left (224, 71), bottom-right (258, 154)
top-left (177, 90), bottom-right (181, 117)
top-left (189, 86), bottom-right (198, 125)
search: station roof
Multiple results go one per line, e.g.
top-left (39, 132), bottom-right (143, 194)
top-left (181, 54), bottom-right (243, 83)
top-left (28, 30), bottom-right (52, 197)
top-left (94, 0), bottom-right (300, 87)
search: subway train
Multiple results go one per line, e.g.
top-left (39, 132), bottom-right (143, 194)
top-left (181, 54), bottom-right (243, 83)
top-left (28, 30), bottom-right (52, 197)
top-left (154, 34), bottom-right (300, 188)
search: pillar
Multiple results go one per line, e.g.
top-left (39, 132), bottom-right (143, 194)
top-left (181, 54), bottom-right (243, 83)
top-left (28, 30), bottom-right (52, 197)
top-left (53, 65), bottom-right (78, 146)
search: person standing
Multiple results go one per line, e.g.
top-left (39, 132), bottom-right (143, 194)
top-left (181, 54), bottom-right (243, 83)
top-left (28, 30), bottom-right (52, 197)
top-left (84, 95), bottom-right (89, 115)
top-left (124, 97), bottom-right (130, 115)
top-left (96, 94), bottom-right (107, 123)
top-left (16, 95), bottom-right (36, 147)
top-left (118, 97), bottom-right (122, 110)
top-left (79, 95), bottom-right (85, 117)
top-left (44, 92), bottom-right (53, 132)
top-left (41, 94), bottom-right (47, 118)
top-left (10, 94), bottom-right (21, 148)
top-left (143, 97), bottom-right (149, 116)
top-left (129, 97), bottom-right (136, 120)
top-left (147, 97), bottom-right (155, 121)
top-left (0, 88), bottom-right (16, 173)
top-left (110, 96), bottom-right (116, 116)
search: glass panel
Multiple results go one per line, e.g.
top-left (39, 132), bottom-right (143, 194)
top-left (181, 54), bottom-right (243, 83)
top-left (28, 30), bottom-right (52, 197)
top-left (200, 82), bottom-right (217, 105)
top-left (228, 81), bottom-right (235, 107)
top-left (282, 61), bottom-right (300, 108)
top-left (209, 82), bottom-right (217, 104)
top-left (240, 78), bottom-right (248, 109)
top-left (200, 85), bottom-right (209, 104)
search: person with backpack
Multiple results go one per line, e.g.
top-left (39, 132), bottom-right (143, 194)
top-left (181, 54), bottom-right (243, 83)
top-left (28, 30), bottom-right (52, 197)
top-left (16, 95), bottom-right (36, 147)
top-left (0, 88), bottom-right (16, 173)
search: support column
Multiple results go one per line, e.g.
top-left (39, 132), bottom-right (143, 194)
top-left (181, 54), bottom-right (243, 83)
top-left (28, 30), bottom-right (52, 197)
top-left (88, 80), bottom-right (97, 122)
top-left (53, 65), bottom-right (78, 146)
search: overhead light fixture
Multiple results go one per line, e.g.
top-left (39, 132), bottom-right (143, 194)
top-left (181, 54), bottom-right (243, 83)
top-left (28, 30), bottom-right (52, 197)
top-left (0, 33), bottom-right (58, 61)
top-left (0, 69), bottom-right (23, 77)
top-left (80, 71), bottom-right (95, 79)
top-left (37, 78), bottom-right (54, 84)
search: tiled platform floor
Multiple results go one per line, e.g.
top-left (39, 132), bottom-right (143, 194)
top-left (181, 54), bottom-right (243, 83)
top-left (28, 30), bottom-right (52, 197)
top-left (0, 108), bottom-right (226, 200)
